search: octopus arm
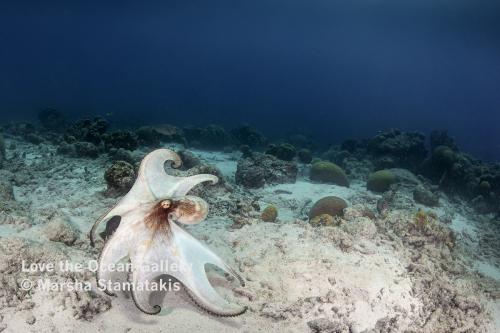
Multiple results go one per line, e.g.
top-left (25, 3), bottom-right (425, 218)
top-left (91, 149), bottom-right (218, 245)
top-left (169, 222), bottom-right (247, 316)
top-left (97, 204), bottom-right (154, 295)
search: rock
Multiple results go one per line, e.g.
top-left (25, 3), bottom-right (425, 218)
top-left (0, 178), bottom-right (14, 201)
top-left (309, 196), bottom-right (348, 219)
top-left (38, 108), bottom-right (66, 131)
top-left (367, 170), bottom-right (397, 192)
top-left (70, 290), bottom-right (111, 320)
top-left (310, 161), bottom-right (349, 187)
top-left (239, 145), bottom-right (253, 158)
top-left (65, 117), bottom-right (109, 145)
top-left (261, 205), bottom-right (278, 222)
top-left (151, 124), bottom-right (185, 143)
top-left (342, 216), bottom-right (377, 238)
top-left (177, 150), bottom-right (201, 170)
top-left (265, 143), bottom-right (296, 161)
top-left (286, 132), bottom-right (316, 150)
top-left (430, 130), bottom-right (458, 151)
top-left (185, 125), bottom-right (232, 149)
top-left (432, 145), bottom-right (456, 168)
top-left (136, 126), bottom-right (161, 147)
top-left (56, 142), bottom-right (75, 156)
top-left (43, 216), bottom-right (80, 245)
top-left (309, 214), bottom-right (339, 227)
top-left (25, 313), bottom-right (36, 325)
top-left (307, 318), bottom-right (349, 333)
top-left (103, 130), bottom-right (139, 151)
top-left (187, 164), bottom-right (225, 184)
top-left (235, 153), bottom-right (298, 188)
top-left (108, 148), bottom-right (136, 164)
top-left (478, 180), bottom-right (491, 195)
top-left (104, 160), bottom-right (136, 196)
top-left (26, 133), bottom-right (44, 144)
top-left (368, 129), bottom-right (427, 171)
top-left (74, 142), bottom-right (99, 158)
top-left (231, 126), bottom-right (267, 147)
top-left (413, 186), bottom-right (439, 207)
top-left (297, 148), bottom-right (312, 164)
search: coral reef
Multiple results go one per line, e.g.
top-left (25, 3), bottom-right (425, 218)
top-left (309, 196), bottom-right (348, 219)
top-left (366, 169), bottom-right (397, 192)
top-left (413, 186), bottom-right (439, 207)
top-left (368, 129), bottom-right (427, 170)
top-left (231, 126), bottom-right (267, 147)
top-left (261, 205), bottom-right (278, 222)
top-left (104, 160), bottom-right (136, 196)
top-left (102, 130), bottom-right (139, 151)
top-left (235, 153), bottom-right (298, 188)
top-left (0, 132), bottom-right (5, 168)
top-left (310, 161), bottom-right (349, 187)
top-left (286, 132), bottom-right (316, 150)
top-left (309, 213), bottom-right (341, 227)
top-left (135, 126), bottom-right (161, 147)
top-left (65, 117), bottom-right (109, 145)
top-left (265, 143), bottom-right (296, 161)
top-left (185, 125), bottom-right (232, 149)
top-left (38, 108), bottom-right (66, 131)
top-left (430, 130), bottom-right (458, 151)
top-left (297, 148), bottom-right (312, 164)
top-left (74, 142), bottom-right (99, 158)
top-left (150, 124), bottom-right (185, 143)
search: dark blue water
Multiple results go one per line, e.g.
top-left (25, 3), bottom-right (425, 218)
top-left (1, 1), bottom-right (499, 160)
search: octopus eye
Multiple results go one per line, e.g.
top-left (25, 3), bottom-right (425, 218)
top-left (168, 212), bottom-right (177, 221)
top-left (160, 200), bottom-right (171, 209)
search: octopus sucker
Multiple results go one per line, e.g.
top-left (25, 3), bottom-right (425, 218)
top-left (91, 149), bottom-right (247, 316)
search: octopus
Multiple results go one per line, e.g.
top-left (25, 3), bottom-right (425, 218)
top-left (90, 149), bottom-right (247, 316)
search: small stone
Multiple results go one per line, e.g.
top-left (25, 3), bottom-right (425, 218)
top-left (25, 313), bottom-right (36, 325)
top-left (413, 186), bottom-right (439, 207)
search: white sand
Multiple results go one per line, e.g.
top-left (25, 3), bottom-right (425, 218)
top-left (0, 143), bottom-right (499, 333)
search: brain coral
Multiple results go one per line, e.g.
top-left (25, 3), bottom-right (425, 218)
top-left (310, 161), bottom-right (349, 187)
top-left (261, 205), bottom-right (278, 222)
top-left (309, 196), bottom-right (348, 219)
top-left (367, 170), bottom-right (397, 192)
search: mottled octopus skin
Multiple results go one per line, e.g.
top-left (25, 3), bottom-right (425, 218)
top-left (90, 149), bottom-right (247, 316)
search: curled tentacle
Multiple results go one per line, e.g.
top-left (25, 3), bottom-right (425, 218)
top-left (185, 286), bottom-right (248, 317)
top-left (128, 269), bottom-right (162, 315)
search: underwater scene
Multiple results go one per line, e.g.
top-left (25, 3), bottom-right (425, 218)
top-left (1, 1), bottom-right (500, 333)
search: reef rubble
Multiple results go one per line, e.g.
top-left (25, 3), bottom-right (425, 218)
top-left (0, 118), bottom-right (498, 332)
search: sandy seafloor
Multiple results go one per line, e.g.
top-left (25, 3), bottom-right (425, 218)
top-left (0, 138), bottom-right (499, 333)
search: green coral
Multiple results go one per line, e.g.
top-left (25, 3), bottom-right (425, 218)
top-left (432, 145), bottom-right (456, 168)
top-left (310, 161), bottom-right (349, 187)
top-left (261, 205), bottom-right (278, 222)
top-left (367, 170), bottom-right (397, 192)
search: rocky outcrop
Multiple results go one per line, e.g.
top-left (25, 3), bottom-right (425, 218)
top-left (235, 153), bottom-right (297, 188)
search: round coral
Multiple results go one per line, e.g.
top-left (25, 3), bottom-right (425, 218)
top-left (367, 170), bottom-right (397, 192)
top-left (261, 205), bottom-right (278, 222)
top-left (310, 161), bottom-right (349, 187)
top-left (309, 196), bottom-right (348, 219)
